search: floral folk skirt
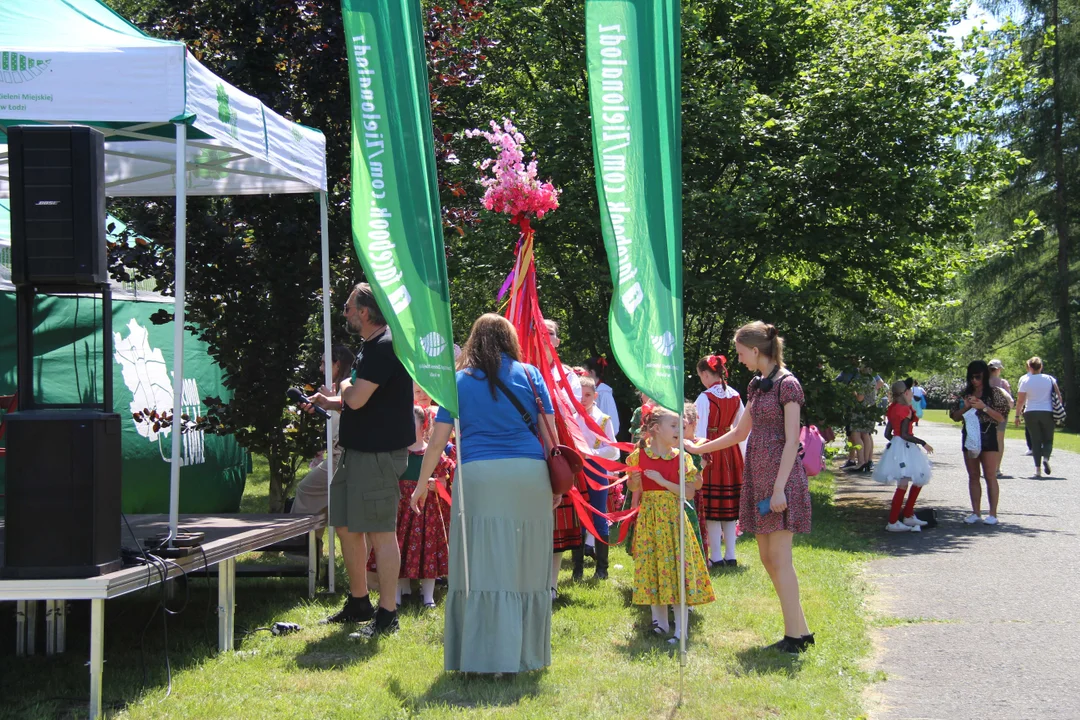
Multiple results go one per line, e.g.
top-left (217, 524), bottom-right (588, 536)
top-left (631, 491), bottom-right (715, 606)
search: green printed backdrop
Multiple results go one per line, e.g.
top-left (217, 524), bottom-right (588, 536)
top-left (0, 291), bottom-right (249, 515)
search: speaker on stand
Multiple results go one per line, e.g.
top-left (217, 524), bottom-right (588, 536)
top-left (1, 125), bottom-right (123, 579)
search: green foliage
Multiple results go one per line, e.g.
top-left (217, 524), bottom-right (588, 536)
top-left (938, 0), bottom-right (1080, 425)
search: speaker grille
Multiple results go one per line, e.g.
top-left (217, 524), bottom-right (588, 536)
top-left (9, 125), bottom-right (107, 287)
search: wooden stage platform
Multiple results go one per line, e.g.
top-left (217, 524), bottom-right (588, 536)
top-left (0, 513), bottom-right (322, 719)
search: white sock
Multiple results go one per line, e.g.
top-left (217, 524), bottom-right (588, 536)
top-left (672, 605), bottom-right (687, 640)
top-left (420, 578), bottom-right (436, 604)
top-left (585, 533), bottom-right (596, 547)
top-left (706, 520), bottom-right (724, 562)
top-left (651, 604), bottom-right (670, 632)
top-left (397, 578), bottom-right (411, 604)
top-left (551, 553), bottom-right (562, 591)
top-left (722, 520), bottom-right (738, 561)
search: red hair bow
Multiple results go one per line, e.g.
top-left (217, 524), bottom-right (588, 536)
top-left (707, 355), bottom-right (728, 375)
top-left (640, 402), bottom-right (656, 424)
top-left (597, 355), bottom-right (608, 369)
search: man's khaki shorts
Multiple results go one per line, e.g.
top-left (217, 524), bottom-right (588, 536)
top-left (329, 448), bottom-right (408, 533)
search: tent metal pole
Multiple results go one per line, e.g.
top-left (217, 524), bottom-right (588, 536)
top-left (319, 190), bottom-right (336, 592)
top-left (168, 122), bottom-right (188, 546)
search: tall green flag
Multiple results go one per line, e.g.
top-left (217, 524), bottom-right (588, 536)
top-left (585, 0), bottom-right (684, 412)
top-left (341, 0), bottom-right (458, 415)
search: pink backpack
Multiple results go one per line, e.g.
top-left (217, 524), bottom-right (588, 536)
top-left (799, 425), bottom-right (825, 477)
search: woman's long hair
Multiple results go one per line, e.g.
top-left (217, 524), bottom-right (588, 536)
top-left (459, 313), bottom-right (522, 398)
top-left (961, 360), bottom-right (993, 404)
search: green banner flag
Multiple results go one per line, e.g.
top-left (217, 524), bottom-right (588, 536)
top-left (585, 0), bottom-right (684, 412)
top-left (341, 0), bottom-right (458, 415)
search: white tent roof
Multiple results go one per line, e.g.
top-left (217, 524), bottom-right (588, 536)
top-left (0, 0), bottom-right (327, 197)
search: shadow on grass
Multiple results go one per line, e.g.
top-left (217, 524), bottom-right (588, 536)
top-left (387, 669), bottom-right (544, 711)
top-left (0, 577), bottom-right (314, 720)
top-left (734, 644), bottom-right (803, 677)
top-left (831, 471), bottom-right (1059, 559)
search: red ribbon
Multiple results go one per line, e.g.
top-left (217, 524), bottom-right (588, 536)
top-left (568, 486), bottom-right (639, 546)
top-left (434, 479), bottom-right (452, 507)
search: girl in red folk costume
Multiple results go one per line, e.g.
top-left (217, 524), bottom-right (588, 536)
top-left (687, 322), bottom-right (814, 654)
top-left (694, 354), bottom-right (746, 567)
top-left (874, 380), bottom-right (934, 533)
top-left (368, 405), bottom-right (455, 608)
top-left (628, 405), bottom-right (715, 644)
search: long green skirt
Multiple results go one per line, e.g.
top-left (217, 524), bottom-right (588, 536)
top-left (444, 457), bottom-right (553, 673)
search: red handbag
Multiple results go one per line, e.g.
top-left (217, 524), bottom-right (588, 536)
top-left (492, 369), bottom-right (583, 494)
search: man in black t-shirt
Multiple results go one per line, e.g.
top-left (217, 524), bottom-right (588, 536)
top-left (309, 282), bottom-right (414, 638)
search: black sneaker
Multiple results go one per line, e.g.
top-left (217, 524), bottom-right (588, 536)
top-left (725, 559), bottom-right (739, 568)
top-left (350, 607), bottom-right (399, 639)
top-left (794, 633), bottom-right (815, 652)
top-left (320, 595), bottom-right (374, 625)
top-left (1044, 460), bottom-right (1052, 475)
top-left (765, 636), bottom-right (801, 653)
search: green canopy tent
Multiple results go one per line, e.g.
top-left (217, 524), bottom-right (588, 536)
top-left (0, 0), bottom-right (338, 555)
top-left (0, 198), bottom-right (249, 515)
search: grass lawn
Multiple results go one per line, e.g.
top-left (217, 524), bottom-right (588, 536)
top-left (921, 409), bottom-right (1080, 454)
top-left (2, 465), bottom-right (879, 720)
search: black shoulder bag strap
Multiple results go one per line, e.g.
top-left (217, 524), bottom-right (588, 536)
top-left (481, 370), bottom-right (541, 441)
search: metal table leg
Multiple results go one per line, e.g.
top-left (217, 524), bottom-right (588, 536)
top-left (15, 600), bottom-right (26, 656)
top-left (89, 598), bottom-right (105, 720)
top-left (218, 557), bottom-right (236, 652)
top-left (308, 529), bottom-right (317, 599)
top-left (25, 599), bottom-right (37, 655)
top-left (218, 560), bottom-right (228, 651)
top-left (227, 557), bottom-right (236, 650)
top-left (56, 600), bottom-right (66, 654)
top-left (45, 600), bottom-right (56, 655)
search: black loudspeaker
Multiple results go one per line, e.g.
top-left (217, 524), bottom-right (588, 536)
top-left (8, 125), bottom-right (108, 287)
top-left (1, 410), bottom-right (122, 579)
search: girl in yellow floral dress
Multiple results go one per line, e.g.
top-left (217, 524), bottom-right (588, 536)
top-left (627, 406), bottom-right (715, 643)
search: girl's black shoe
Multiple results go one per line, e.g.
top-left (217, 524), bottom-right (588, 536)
top-left (794, 633), bottom-right (815, 651)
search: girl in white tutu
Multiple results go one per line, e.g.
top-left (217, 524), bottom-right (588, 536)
top-left (874, 380), bottom-right (935, 532)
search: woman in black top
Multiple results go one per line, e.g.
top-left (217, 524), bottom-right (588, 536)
top-left (949, 361), bottom-right (1010, 525)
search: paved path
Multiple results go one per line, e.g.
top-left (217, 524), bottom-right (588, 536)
top-left (837, 421), bottom-right (1079, 720)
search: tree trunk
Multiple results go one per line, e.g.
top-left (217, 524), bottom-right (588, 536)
top-left (1050, 0), bottom-right (1078, 428)
top-left (266, 445), bottom-right (296, 513)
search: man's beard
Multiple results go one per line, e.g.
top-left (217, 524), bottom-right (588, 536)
top-left (345, 318), bottom-right (361, 336)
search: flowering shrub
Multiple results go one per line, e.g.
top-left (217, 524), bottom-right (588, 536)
top-left (466, 119), bottom-right (560, 220)
top-left (920, 374), bottom-right (966, 409)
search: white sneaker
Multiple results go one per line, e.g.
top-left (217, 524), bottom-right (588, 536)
top-left (885, 521), bottom-right (911, 533)
top-left (964, 514), bottom-right (981, 524)
top-left (982, 515), bottom-right (999, 525)
top-left (902, 515), bottom-right (928, 527)
top-left (907, 524), bottom-right (921, 532)
top-left (1024, 450), bottom-right (1033, 456)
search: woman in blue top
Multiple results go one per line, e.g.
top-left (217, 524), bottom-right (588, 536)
top-left (411, 313), bottom-right (558, 674)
